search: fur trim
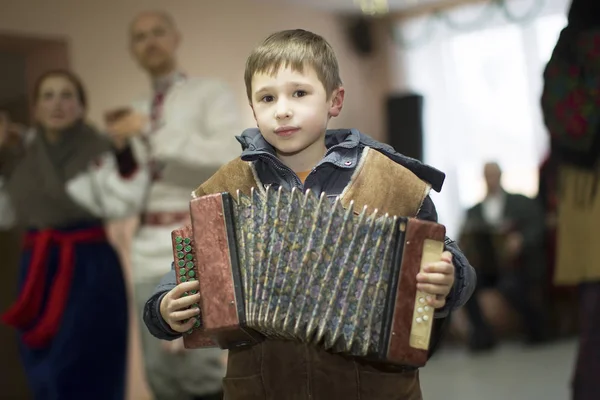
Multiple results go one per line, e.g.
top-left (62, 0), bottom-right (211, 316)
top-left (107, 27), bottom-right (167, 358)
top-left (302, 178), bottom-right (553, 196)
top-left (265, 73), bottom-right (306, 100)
top-left (339, 146), bottom-right (371, 201)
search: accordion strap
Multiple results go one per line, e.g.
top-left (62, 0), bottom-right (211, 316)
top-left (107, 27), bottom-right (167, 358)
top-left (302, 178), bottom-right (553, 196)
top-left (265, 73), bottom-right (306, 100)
top-left (193, 158), bottom-right (258, 199)
top-left (340, 147), bottom-right (430, 218)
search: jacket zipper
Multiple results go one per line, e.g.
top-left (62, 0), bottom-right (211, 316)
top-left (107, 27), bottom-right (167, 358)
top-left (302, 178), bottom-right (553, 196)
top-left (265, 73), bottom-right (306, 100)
top-left (258, 153), bottom-right (303, 189)
top-left (254, 142), bottom-right (353, 190)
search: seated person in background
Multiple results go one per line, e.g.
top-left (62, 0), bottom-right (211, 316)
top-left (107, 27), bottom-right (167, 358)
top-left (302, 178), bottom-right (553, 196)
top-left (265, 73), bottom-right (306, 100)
top-left (460, 162), bottom-right (548, 351)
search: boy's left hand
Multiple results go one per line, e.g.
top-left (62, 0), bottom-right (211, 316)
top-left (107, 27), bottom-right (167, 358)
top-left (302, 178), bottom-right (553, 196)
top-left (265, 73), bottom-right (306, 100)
top-left (416, 251), bottom-right (454, 309)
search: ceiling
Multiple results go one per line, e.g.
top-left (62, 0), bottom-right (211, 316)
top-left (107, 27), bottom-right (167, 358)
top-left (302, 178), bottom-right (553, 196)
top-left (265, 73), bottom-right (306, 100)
top-left (280, 0), bottom-right (450, 13)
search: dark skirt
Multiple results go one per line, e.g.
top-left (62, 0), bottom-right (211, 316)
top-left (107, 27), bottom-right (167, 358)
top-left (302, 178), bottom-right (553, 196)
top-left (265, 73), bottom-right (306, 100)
top-left (13, 222), bottom-right (128, 400)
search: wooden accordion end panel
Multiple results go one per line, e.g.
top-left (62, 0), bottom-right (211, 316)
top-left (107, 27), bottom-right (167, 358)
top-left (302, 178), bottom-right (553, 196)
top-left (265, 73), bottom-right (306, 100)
top-left (185, 187), bottom-right (445, 367)
top-left (170, 225), bottom-right (216, 349)
top-left (386, 219), bottom-right (445, 367)
top-left (188, 193), bottom-right (263, 349)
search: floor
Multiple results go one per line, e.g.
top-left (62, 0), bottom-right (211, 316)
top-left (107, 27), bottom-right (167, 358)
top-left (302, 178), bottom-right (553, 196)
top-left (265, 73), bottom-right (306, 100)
top-left (421, 339), bottom-right (577, 400)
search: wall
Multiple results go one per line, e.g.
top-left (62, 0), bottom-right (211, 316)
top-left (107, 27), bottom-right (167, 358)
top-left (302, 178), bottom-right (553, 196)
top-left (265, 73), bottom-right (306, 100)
top-left (0, 0), bottom-right (396, 141)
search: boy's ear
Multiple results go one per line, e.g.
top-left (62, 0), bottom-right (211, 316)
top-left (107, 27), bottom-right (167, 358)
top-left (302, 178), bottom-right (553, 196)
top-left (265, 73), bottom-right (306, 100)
top-left (329, 87), bottom-right (345, 118)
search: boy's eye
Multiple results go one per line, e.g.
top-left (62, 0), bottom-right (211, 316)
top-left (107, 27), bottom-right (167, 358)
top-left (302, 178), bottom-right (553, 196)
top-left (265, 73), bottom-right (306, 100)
top-left (294, 90), bottom-right (307, 97)
top-left (261, 95), bottom-right (274, 103)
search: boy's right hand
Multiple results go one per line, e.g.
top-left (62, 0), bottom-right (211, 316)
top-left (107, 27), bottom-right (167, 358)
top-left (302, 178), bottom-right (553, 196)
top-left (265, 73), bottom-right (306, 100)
top-left (159, 281), bottom-right (202, 333)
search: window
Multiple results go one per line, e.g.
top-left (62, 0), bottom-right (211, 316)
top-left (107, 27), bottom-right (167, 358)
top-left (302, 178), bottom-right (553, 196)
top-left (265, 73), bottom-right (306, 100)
top-left (396, 1), bottom-right (568, 236)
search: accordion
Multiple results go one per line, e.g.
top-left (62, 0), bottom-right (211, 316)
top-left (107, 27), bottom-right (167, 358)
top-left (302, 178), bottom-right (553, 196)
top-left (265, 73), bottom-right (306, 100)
top-left (171, 186), bottom-right (445, 367)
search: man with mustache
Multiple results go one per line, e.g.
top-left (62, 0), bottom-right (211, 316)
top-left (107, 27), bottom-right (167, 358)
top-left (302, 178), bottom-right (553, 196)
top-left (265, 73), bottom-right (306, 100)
top-left (106, 10), bottom-right (241, 400)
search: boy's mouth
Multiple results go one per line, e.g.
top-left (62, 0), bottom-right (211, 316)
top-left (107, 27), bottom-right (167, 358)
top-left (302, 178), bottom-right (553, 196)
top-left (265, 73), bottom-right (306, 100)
top-left (274, 126), bottom-right (300, 137)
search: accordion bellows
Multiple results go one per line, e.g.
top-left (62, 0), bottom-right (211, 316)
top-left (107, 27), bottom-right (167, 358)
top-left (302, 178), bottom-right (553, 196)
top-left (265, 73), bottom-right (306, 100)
top-left (172, 186), bottom-right (445, 367)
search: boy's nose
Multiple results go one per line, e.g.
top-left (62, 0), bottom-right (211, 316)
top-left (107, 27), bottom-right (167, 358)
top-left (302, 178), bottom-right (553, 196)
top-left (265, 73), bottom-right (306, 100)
top-left (275, 102), bottom-right (292, 120)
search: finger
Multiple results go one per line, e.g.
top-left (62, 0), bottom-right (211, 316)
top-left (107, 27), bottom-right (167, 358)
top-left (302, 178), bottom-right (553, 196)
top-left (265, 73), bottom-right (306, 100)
top-left (417, 272), bottom-right (453, 285)
top-left (417, 283), bottom-right (451, 296)
top-left (424, 261), bottom-right (454, 274)
top-left (170, 307), bottom-right (201, 322)
top-left (441, 251), bottom-right (452, 262)
top-left (173, 338), bottom-right (186, 354)
top-left (173, 281), bottom-right (200, 296)
top-left (170, 293), bottom-right (201, 311)
top-left (171, 318), bottom-right (196, 333)
top-left (427, 296), bottom-right (446, 309)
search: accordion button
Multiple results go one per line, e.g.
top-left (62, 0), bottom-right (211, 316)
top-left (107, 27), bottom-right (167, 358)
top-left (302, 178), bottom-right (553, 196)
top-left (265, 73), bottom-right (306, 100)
top-left (416, 317), bottom-right (423, 323)
top-left (423, 315), bottom-right (429, 322)
top-left (419, 297), bottom-right (425, 304)
top-left (417, 307), bottom-right (424, 313)
top-left (424, 306), bottom-right (430, 312)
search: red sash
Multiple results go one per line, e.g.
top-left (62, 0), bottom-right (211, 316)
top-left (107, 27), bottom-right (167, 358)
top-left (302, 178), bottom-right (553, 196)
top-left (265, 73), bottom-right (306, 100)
top-left (1, 226), bottom-right (107, 348)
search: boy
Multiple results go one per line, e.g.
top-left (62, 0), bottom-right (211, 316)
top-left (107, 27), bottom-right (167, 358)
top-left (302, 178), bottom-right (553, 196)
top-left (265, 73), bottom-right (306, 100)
top-left (143, 29), bottom-right (476, 400)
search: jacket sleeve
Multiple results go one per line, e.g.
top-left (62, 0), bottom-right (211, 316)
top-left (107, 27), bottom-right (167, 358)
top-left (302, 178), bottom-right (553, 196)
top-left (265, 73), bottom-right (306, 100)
top-left (417, 196), bottom-right (477, 318)
top-left (64, 146), bottom-right (150, 220)
top-left (142, 265), bottom-right (182, 341)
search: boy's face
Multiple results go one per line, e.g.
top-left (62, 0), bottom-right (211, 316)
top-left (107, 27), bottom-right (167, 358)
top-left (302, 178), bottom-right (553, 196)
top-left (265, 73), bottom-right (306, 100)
top-left (250, 65), bottom-right (344, 160)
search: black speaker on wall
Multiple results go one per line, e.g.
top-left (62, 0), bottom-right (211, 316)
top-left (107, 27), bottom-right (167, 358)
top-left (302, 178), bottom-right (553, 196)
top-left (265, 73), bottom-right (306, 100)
top-left (345, 17), bottom-right (374, 56)
top-left (386, 93), bottom-right (424, 161)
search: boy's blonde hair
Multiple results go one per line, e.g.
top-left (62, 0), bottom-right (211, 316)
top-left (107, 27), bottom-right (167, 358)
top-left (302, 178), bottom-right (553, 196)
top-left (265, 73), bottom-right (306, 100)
top-left (244, 29), bottom-right (343, 102)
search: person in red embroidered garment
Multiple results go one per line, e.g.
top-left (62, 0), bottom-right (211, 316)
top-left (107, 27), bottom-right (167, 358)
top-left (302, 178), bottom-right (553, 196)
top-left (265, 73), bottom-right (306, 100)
top-left (0, 70), bottom-right (149, 399)
top-left (105, 10), bottom-right (242, 400)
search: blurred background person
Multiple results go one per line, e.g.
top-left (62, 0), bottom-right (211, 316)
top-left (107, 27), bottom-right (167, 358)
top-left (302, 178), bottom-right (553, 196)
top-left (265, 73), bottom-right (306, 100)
top-left (0, 111), bottom-right (28, 398)
top-left (0, 70), bottom-right (149, 399)
top-left (105, 10), bottom-right (241, 400)
top-left (541, 0), bottom-right (600, 398)
top-left (460, 162), bottom-right (548, 351)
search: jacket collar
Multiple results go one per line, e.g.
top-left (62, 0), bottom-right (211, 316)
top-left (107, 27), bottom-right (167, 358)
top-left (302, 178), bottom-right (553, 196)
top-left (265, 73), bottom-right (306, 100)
top-left (236, 128), bottom-right (445, 192)
top-left (237, 128), bottom-right (361, 170)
